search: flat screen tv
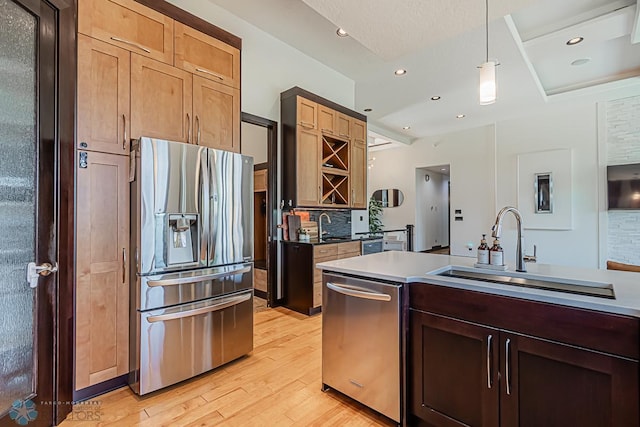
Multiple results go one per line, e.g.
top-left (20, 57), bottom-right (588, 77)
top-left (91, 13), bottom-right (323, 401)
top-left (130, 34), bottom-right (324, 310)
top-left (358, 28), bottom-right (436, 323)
top-left (607, 163), bottom-right (640, 210)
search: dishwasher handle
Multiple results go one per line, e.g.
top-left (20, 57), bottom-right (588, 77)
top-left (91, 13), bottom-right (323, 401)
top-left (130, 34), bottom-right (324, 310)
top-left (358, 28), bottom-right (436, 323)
top-left (326, 282), bottom-right (392, 302)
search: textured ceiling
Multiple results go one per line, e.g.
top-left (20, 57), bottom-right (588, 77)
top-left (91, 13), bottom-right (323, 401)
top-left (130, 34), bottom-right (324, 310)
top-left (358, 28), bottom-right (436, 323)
top-left (301, 0), bottom-right (536, 60)
top-left (207, 0), bottom-right (640, 141)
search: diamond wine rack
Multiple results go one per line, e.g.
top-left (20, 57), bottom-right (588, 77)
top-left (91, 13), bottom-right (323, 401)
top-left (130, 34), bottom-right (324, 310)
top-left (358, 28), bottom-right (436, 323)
top-left (321, 134), bottom-right (350, 206)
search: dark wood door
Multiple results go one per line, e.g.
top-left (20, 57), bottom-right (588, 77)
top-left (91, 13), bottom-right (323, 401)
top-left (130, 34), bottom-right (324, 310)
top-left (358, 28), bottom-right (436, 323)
top-left (500, 332), bottom-right (639, 427)
top-left (409, 310), bottom-right (499, 427)
top-left (0, 0), bottom-right (57, 426)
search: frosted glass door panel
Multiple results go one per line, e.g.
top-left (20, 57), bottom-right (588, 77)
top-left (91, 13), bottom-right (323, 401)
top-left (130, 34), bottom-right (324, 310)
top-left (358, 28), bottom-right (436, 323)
top-left (0, 0), bottom-right (37, 415)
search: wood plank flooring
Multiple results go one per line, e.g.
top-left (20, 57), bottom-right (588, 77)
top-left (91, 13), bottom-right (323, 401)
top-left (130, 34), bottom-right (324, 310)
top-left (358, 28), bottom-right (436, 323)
top-left (60, 306), bottom-right (395, 426)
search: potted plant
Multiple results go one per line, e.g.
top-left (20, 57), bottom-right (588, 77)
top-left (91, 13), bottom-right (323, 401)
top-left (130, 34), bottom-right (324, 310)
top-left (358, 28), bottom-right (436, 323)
top-left (298, 227), bottom-right (310, 241)
top-left (369, 196), bottom-right (383, 236)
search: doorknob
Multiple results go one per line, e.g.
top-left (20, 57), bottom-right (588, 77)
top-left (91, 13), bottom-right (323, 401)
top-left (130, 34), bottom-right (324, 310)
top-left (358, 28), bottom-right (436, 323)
top-left (26, 262), bottom-right (58, 289)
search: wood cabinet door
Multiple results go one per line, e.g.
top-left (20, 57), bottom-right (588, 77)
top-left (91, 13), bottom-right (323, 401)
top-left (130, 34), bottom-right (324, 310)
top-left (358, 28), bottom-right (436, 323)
top-left (78, 0), bottom-right (174, 64)
top-left (175, 22), bottom-right (240, 89)
top-left (77, 35), bottom-right (130, 155)
top-left (351, 139), bottom-right (367, 208)
top-left (335, 112), bottom-right (352, 139)
top-left (192, 75), bottom-right (240, 151)
top-left (75, 151), bottom-right (129, 390)
top-left (296, 127), bottom-right (320, 206)
top-left (410, 310), bottom-right (499, 427)
top-left (318, 104), bottom-right (336, 135)
top-left (500, 332), bottom-right (639, 427)
top-left (297, 96), bottom-right (318, 130)
top-left (130, 54), bottom-right (193, 143)
top-left (352, 118), bottom-right (367, 141)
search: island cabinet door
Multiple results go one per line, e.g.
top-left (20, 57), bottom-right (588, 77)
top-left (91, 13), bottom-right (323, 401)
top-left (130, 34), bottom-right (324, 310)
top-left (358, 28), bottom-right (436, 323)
top-left (500, 332), bottom-right (639, 427)
top-left (409, 310), bottom-right (499, 427)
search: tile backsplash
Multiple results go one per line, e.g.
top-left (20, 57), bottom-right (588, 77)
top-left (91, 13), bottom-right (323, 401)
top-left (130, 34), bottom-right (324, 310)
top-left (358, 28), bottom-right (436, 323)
top-left (605, 95), bottom-right (640, 265)
top-left (305, 209), bottom-right (352, 237)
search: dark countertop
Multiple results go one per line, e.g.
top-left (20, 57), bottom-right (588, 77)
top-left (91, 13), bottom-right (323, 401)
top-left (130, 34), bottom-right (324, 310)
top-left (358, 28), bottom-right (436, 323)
top-left (282, 235), bottom-right (383, 245)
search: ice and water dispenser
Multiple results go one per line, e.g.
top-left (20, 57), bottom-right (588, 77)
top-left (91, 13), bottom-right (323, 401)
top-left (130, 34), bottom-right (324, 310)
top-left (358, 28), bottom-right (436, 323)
top-left (166, 214), bottom-right (199, 266)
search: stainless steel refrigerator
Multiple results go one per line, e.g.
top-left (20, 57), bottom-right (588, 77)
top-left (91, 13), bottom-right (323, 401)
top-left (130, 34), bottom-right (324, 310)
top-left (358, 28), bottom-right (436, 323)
top-left (129, 137), bottom-right (254, 395)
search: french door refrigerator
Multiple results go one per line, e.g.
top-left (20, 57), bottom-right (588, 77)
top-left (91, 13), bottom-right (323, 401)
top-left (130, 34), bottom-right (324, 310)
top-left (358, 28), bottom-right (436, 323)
top-left (129, 137), bottom-right (254, 395)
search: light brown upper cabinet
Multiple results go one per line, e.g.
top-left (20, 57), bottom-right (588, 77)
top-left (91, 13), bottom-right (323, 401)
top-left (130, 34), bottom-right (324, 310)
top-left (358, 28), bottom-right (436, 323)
top-left (130, 54), bottom-right (193, 143)
top-left (175, 22), bottom-right (240, 90)
top-left (335, 112), bottom-right (352, 139)
top-left (352, 118), bottom-right (367, 142)
top-left (192, 75), bottom-right (240, 151)
top-left (75, 151), bottom-right (129, 390)
top-left (77, 35), bottom-right (130, 155)
top-left (296, 127), bottom-right (321, 206)
top-left (282, 89), bottom-right (367, 208)
top-left (318, 104), bottom-right (336, 135)
top-left (297, 97), bottom-right (318, 130)
top-left (351, 139), bottom-right (367, 208)
top-left (78, 0), bottom-right (174, 65)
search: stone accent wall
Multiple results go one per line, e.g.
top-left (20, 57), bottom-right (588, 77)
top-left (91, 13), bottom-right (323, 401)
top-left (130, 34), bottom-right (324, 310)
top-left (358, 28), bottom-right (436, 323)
top-left (606, 95), bottom-right (640, 266)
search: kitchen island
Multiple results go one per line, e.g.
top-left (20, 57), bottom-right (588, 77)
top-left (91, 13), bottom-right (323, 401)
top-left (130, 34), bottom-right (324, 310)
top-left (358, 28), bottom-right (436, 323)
top-left (317, 251), bottom-right (640, 427)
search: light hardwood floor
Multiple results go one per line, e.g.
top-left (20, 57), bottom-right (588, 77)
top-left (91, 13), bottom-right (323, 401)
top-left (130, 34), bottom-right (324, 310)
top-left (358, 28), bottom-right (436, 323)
top-left (61, 307), bottom-right (395, 426)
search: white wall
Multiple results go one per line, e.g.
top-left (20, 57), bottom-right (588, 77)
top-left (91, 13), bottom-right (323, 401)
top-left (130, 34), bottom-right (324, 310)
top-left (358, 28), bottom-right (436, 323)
top-left (240, 122), bottom-right (268, 164)
top-left (496, 103), bottom-right (599, 268)
top-left (415, 169), bottom-right (449, 250)
top-left (168, 0), bottom-right (355, 120)
top-left (368, 125), bottom-right (496, 256)
top-left (370, 102), bottom-right (604, 268)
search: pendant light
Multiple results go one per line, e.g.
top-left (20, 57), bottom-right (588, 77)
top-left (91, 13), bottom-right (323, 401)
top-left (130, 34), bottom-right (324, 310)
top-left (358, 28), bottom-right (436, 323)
top-left (479, 0), bottom-right (497, 105)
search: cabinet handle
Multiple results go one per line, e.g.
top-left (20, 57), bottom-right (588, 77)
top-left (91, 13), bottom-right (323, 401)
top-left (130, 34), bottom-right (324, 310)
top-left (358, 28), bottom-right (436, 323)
top-left (196, 67), bottom-right (224, 81)
top-left (299, 121), bottom-right (314, 129)
top-left (122, 248), bottom-right (127, 284)
top-left (505, 338), bottom-right (511, 395)
top-left (186, 113), bottom-right (191, 144)
top-left (195, 115), bottom-right (201, 145)
top-left (122, 114), bottom-right (127, 150)
top-left (110, 36), bottom-right (151, 53)
top-left (486, 335), bottom-right (493, 389)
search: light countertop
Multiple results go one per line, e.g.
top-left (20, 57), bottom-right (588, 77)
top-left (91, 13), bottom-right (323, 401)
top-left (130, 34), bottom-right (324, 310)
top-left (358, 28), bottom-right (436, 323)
top-left (316, 251), bottom-right (640, 317)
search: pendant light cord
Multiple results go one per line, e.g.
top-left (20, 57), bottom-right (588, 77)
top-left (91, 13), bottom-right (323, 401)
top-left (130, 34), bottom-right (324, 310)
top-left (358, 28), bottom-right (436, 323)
top-left (485, 0), bottom-right (489, 62)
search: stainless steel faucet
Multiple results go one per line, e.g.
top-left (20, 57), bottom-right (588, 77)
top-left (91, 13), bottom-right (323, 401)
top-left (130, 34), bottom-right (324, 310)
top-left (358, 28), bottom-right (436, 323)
top-left (319, 212), bottom-right (332, 239)
top-left (491, 206), bottom-right (526, 272)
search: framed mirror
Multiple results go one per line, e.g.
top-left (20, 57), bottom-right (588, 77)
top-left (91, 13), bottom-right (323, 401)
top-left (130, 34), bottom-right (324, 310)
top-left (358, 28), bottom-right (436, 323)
top-left (372, 189), bottom-right (404, 207)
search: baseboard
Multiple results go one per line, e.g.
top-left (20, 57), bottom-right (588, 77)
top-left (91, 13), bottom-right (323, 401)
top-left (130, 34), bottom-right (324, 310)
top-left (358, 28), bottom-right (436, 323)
top-left (73, 374), bottom-right (128, 402)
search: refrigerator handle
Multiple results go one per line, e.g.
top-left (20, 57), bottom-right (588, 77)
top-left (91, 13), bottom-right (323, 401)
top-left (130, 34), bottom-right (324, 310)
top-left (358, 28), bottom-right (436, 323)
top-left (147, 265), bottom-right (251, 287)
top-left (147, 292), bottom-right (251, 323)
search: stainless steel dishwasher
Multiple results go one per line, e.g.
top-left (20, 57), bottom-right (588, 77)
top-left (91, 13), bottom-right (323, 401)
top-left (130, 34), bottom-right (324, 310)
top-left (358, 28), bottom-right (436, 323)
top-left (322, 272), bottom-right (401, 423)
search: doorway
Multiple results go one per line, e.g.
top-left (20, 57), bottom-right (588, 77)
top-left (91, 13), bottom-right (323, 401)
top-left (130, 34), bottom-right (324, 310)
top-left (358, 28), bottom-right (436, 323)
top-left (241, 113), bottom-right (278, 308)
top-left (0, 0), bottom-right (62, 425)
top-left (415, 165), bottom-right (451, 254)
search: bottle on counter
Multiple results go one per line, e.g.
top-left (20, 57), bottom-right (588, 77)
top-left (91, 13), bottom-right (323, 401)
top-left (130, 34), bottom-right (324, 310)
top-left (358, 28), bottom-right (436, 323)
top-left (489, 238), bottom-right (504, 266)
top-left (477, 234), bottom-right (489, 264)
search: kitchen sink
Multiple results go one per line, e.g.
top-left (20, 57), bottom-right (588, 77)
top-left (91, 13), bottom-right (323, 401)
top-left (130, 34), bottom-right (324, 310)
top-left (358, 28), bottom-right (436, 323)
top-left (432, 266), bottom-right (615, 299)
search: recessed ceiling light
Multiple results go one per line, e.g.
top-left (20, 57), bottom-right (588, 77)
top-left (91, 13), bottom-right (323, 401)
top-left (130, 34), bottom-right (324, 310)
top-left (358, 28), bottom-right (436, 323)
top-left (402, 126), bottom-right (411, 130)
top-left (566, 37), bottom-right (584, 45)
top-left (394, 69), bottom-right (407, 76)
top-left (364, 108), bottom-right (372, 112)
top-left (430, 96), bottom-right (441, 101)
top-left (571, 58), bottom-right (591, 66)
top-left (336, 28), bottom-right (348, 37)
top-left (456, 114), bottom-right (465, 119)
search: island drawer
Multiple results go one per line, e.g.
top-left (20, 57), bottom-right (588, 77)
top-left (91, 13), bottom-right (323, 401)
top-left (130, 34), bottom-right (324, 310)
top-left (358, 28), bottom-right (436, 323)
top-left (337, 241), bottom-right (360, 255)
top-left (314, 244), bottom-right (338, 258)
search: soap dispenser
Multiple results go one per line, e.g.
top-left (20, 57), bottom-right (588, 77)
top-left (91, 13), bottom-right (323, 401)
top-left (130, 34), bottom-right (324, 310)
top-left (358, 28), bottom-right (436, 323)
top-left (489, 238), bottom-right (504, 266)
top-left (477, 234), bottom-right (489, 264)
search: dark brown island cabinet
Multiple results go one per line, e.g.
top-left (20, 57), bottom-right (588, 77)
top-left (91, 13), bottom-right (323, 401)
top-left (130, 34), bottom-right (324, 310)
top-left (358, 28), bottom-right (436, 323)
top-left (408, 282), bottom-right (640, 427)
